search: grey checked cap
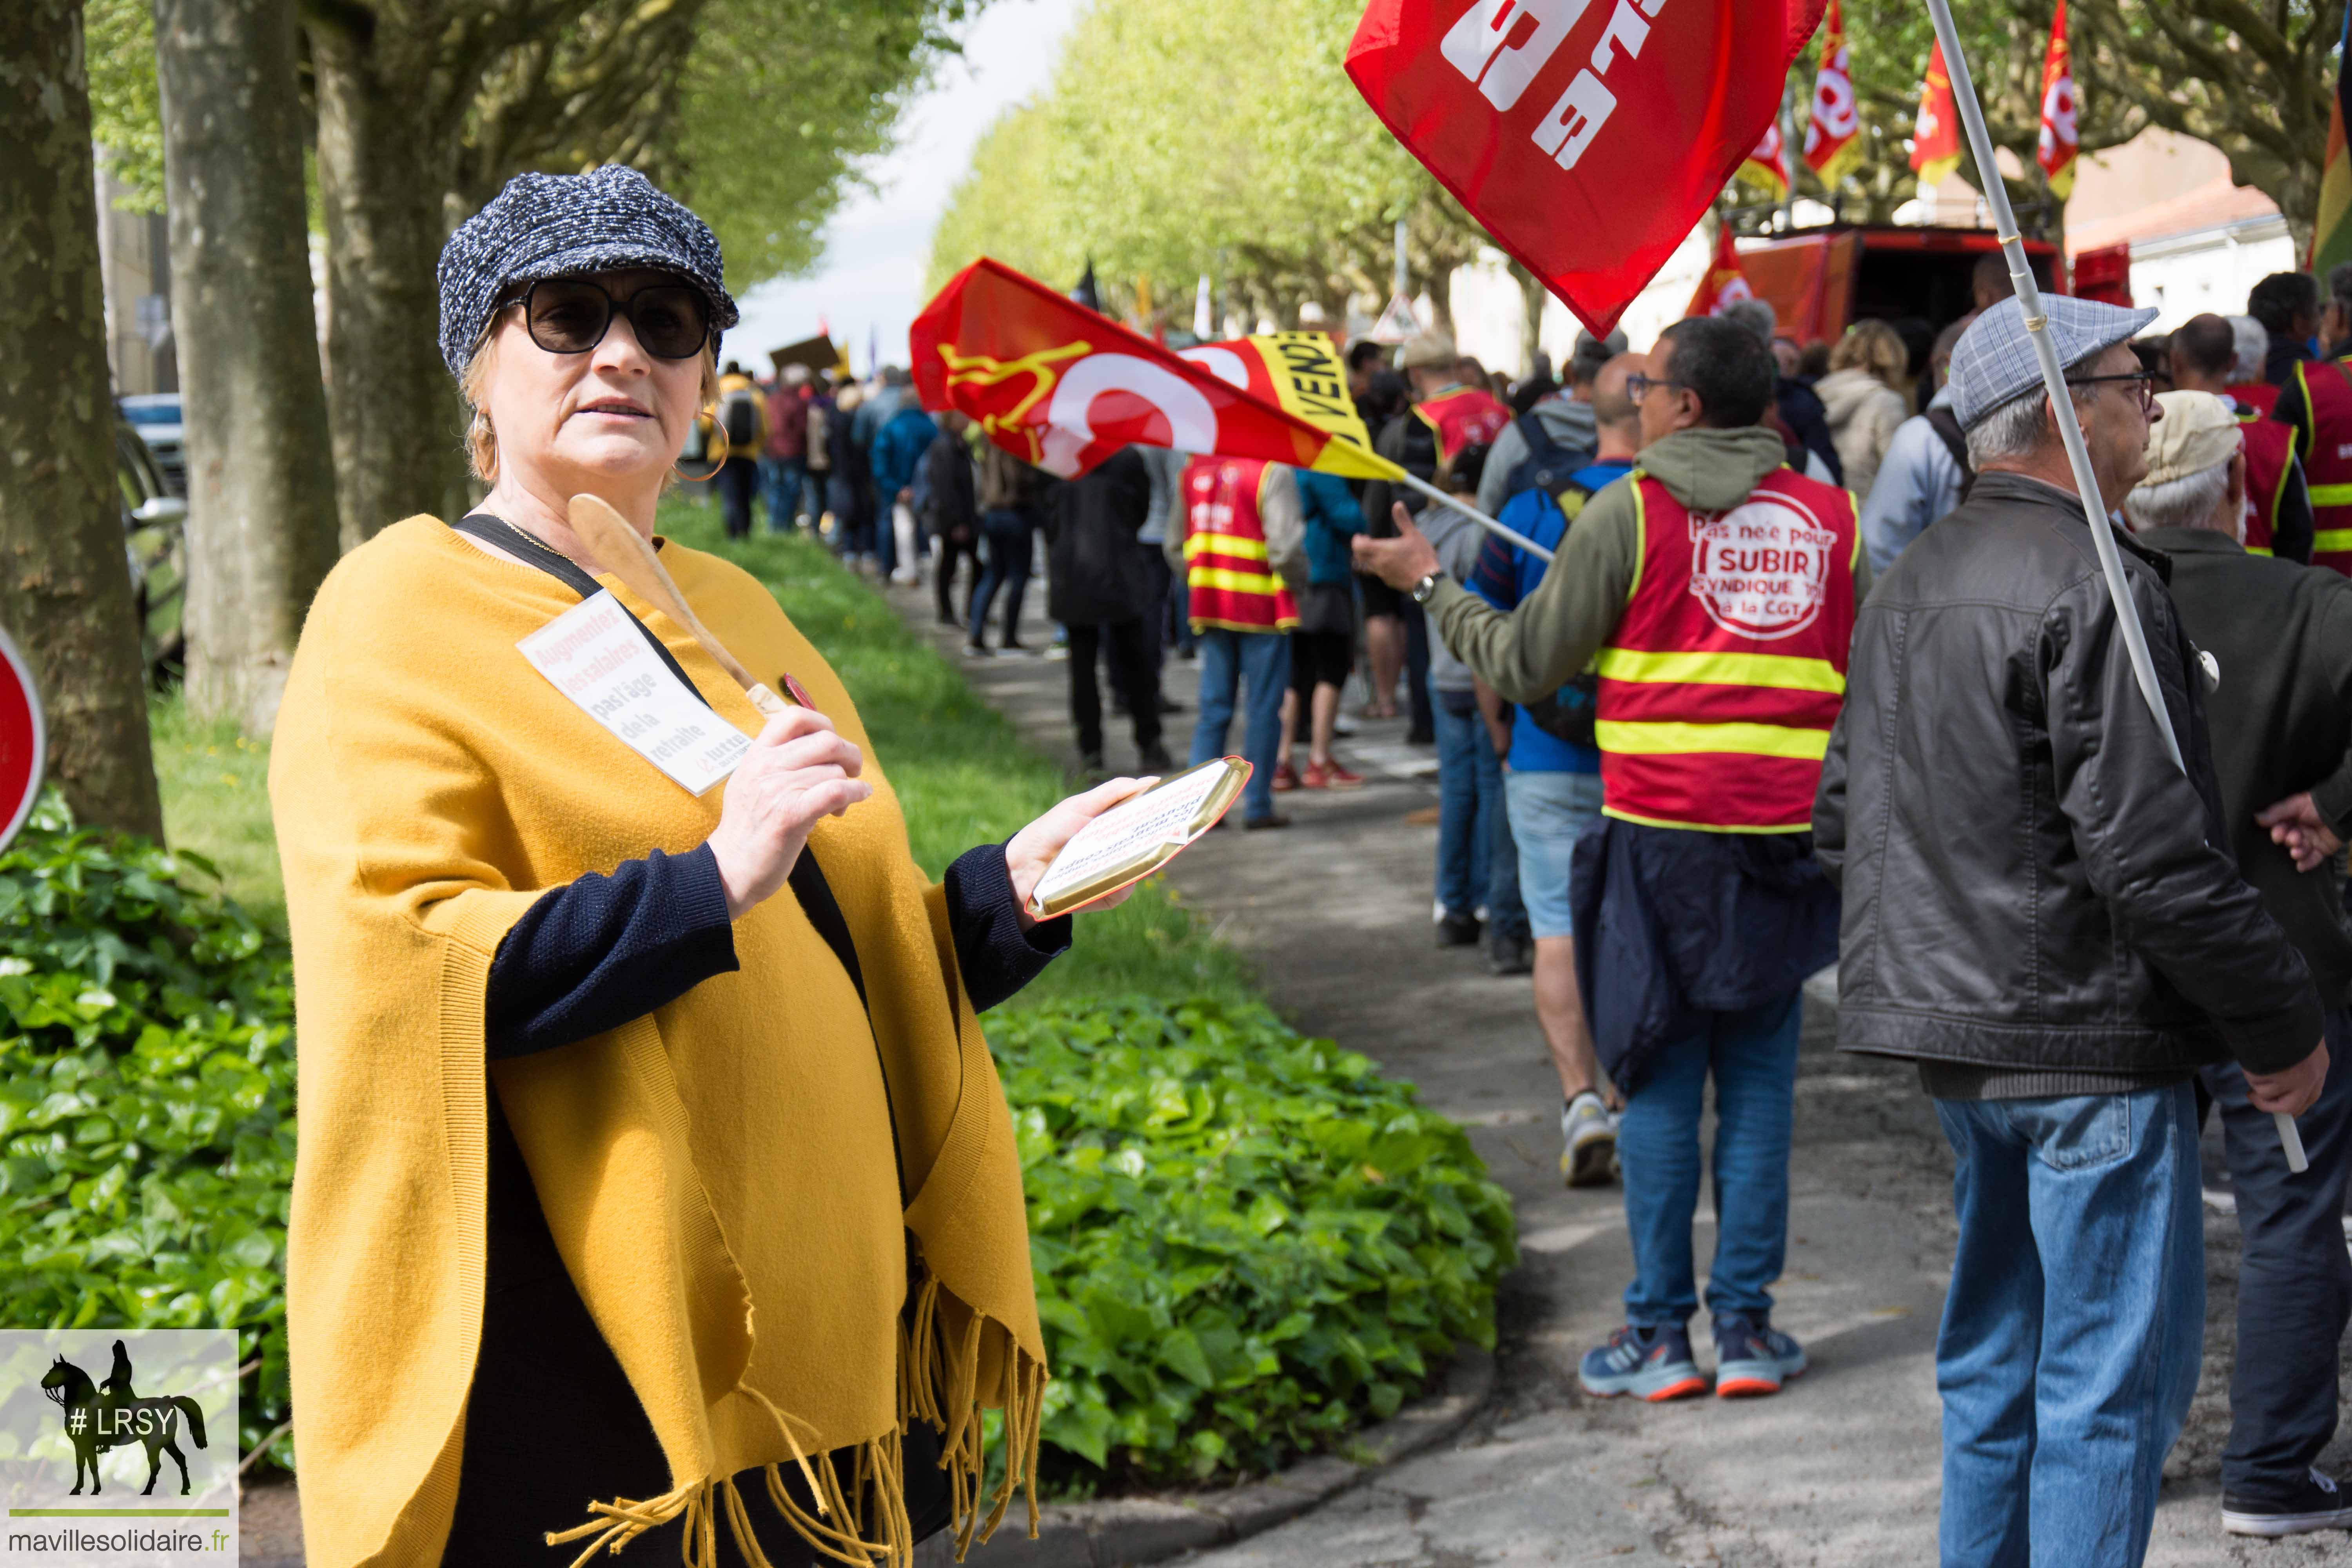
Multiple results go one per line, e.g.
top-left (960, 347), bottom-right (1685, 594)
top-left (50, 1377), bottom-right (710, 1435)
top-left (436, 165), bottom-right (739, 379)
top-left (1949, 294), bottom-right (2159, 430)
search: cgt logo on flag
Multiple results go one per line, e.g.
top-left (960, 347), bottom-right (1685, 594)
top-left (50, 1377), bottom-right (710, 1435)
top-left (0, 1330), bottom-right (238, 1566)
top-left (1348, 0), bottom-right (1826, 335)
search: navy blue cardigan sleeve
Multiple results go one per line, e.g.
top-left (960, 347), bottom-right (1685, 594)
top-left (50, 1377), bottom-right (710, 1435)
top-left (485, 841), bottom-right (1070, 1057)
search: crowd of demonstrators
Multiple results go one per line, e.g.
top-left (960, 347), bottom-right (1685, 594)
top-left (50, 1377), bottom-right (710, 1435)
top-left (870, 368), bottom-right (938, 586)
top-left (1048, 446), bottom-right (1174, 778)
top-left (2252, 271), bottom-right (2323, 388)
top-left (1137, 445), bottom-right (1191, 674)
top-left (1417, 444), bottom-right (1501, 946)
top-left (1721, 297), bottom-right (1839, 483)
top-left (1478, 327), bottom-right (1623, 518)
top-left (758, 362), bottom-right (810, 530)
top-left (1169, 455), bottom-right (1308, 829)
top-left (1275, 467), bottom-right (1367, 791)
top-left (713, 359), bottom-right (765, 538)
top-left (1363, 315), bottom-right (1860, 1406)
top-left (2167, 312), bottom-right (2313, 561)
top-left (2114, 390), bottom-right (2352, 1542)
top-left (824, 379), bottom-right (872, 562)
top-left (1814, 319), bottom-right (1911, 502)
top-left (1824, 296), bottom-right (2331, 1562)
top-left (1361, 331), bottom-right (1512, 742)
top-left (967, 440), bottom-right (1047, 655)
top-left (1468, 351), bottom-right (1641, 1184)
top-left (918, 408), bottom-right (980, 627)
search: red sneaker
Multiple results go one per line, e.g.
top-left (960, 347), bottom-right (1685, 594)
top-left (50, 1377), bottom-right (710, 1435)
top-left (1271, 761), bottom-right (1302, 792)
top-left (1302, 760), bottom-right (1365, 790)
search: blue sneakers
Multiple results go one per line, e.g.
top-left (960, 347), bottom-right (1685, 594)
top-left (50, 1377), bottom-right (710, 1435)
top-left (1712, 1314), bottom-right (1806, 1398)
top-left (1578, 1323), bottom-right (1708, 1402)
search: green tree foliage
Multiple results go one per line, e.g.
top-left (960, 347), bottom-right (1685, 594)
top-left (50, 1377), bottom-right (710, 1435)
top-left (1751, 1), bottom-right (2344, 243)
top-left (85, 0), bottom-right (164, 209)
top-left (83, 0), bottom-right (970, 280)
top-left (661, 0), bottom-right (973, 282)
top-left (928, 0), bottom-right (1485, 325)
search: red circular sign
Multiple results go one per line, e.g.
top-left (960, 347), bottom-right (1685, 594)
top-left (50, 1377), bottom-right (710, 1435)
top-left (0, 625), bottom-right (45, 853)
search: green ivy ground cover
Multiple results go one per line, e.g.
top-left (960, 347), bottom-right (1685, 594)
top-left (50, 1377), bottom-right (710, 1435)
top-left (9, 504), bottom-right (1517, 1489)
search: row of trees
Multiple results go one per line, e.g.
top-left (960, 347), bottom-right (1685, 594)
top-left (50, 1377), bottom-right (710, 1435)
top-left (934, 0), bottom-right (2345, 344)
top-left (2, 0), bottom-right (969, 836)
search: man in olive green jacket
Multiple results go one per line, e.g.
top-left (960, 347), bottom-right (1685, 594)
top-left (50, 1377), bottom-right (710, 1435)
top-left (1357, 316), bottom-right (1868, 1404)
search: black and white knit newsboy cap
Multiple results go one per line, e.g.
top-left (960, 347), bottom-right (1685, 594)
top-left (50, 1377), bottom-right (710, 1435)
top-left (435, 165), bottom-right (740, 379)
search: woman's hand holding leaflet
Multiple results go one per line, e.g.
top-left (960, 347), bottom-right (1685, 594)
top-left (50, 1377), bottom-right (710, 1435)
top-left (707, 707), bottom-right (871, 918)
top-left (1004, 774), bottom-right (1158, 928)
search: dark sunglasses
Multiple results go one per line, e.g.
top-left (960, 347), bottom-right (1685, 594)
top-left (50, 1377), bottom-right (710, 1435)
top-left (2064, 369), bottom-right (2159, 413)
top-left (505, 277), bottom-right (712, 361)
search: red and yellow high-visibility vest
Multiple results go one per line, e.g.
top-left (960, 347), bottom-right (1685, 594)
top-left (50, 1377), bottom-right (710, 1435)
top-left (2228, 381), bottom-right (2282, 418)
top-left (1182, 456), bottom-right (1298, 633)
top-left (2237, 411), bottom-right (2293, 557)
top-left (2293, 359), bottom-right (2352, 576)
top-left (1412, 385), bottom-right (1511, 467)
top-left (1593, 468), bottom-right (1861, 833)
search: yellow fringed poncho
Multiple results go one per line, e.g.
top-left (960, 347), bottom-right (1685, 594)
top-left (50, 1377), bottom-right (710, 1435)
top-left (268, 517), bottom-right (1046, 1568)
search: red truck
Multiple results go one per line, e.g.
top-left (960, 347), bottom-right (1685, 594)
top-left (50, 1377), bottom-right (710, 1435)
top-left (1736, 223), bottom-right (2070, 347)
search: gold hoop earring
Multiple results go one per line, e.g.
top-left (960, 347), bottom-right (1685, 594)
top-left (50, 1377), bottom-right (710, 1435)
top-left (673, 408), bottom-right (729, 482)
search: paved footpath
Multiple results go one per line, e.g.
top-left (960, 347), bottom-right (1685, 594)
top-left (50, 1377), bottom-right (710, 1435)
top-left (882, 573), bottom-right (2351, 1568)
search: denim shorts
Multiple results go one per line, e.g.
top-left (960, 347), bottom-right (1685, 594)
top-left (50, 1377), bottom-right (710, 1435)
top-left (1505, 768), bottom-right (1604, 938)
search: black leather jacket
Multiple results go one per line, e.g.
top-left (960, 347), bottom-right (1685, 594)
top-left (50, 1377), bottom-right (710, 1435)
top-left (1815, 472), bottom-right (2320, 1078)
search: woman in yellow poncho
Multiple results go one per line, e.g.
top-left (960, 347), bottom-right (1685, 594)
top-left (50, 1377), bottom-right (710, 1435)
top-left (270, 166), bottom-right (1142, 1568)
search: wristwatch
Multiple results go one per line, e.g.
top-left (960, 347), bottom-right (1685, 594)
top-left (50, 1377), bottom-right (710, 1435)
top-left (1410, 570), bottom-right (1444, 605)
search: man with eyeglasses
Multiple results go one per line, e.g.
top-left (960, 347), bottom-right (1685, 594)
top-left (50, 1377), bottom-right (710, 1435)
top-left (1357, 314), bottom-right (1864, 1408)
top-left (1818, 295), bottom-right (2329, 1566)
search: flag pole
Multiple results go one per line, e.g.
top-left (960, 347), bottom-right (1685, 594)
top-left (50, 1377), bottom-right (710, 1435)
top-left (1394, 469), bottom-right (1555, 561)
top-left (1924, 0), bottom-right (2308, 1173)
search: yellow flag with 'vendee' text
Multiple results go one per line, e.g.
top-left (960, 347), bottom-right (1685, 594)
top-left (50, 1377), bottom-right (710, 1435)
top-left (1178, 332), bottom-right (1405, 482)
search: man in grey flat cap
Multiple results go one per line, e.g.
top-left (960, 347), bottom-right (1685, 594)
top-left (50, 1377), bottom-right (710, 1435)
top-left (1815, 296), bottom-right (2330, 1567)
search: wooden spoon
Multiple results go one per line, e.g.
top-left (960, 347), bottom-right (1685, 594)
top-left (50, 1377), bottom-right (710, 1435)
top-left (567, 493), bottom-right (790, 719)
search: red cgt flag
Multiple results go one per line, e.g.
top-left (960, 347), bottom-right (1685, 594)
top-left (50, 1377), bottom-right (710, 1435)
top-left (1685, 222), bottom-right (1756, 319)
top-left (1347, 0), bottom-right (1827, 337)
top-left (911, 258), bottom-right (1400, 481)
top-left (2037, 0), bottom-right (2080, 198)
top-left (1910, 39), bottom-right (1962, 188)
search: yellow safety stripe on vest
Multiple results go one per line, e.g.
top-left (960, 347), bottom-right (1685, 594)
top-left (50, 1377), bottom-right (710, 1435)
top-left (2308, 485), bottom-right (2352, 507)
top-left (1592, 647), bottom-right (1846, 694)
top-left (1188, 567), bottom-right (1284, 595)
top-left (1600, 804), bottom-right (1814, 835)
top-left (1593, 719), bottom-right (1830, 761)
top-left (1625, 473), bottom-right (1648, 604)
top-left (1185, 532), bottom-right (1269, 561)
top-left (2247, 545), bottom-right (2276, 557)
top-left (2313, 529), bottom-right (2352, 553)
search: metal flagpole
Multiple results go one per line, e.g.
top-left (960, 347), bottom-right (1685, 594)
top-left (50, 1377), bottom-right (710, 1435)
top-left (1924, 0), bottom-right (2308, 1171)
top-left (1396, 470), bottom-right (1555, 561)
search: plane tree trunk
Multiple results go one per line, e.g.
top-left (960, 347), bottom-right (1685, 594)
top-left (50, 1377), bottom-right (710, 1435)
top-left (154, 0), bottom-right (341, 733)
top-left (0, 0), bottom-right (165, 838)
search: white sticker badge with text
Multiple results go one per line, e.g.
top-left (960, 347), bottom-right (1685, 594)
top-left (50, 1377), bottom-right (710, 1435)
top-left (517, 592), bottom-right (750, 795)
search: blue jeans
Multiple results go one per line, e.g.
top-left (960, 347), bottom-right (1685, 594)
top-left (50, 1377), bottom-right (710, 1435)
top-left (1933, 1083), bottom-right (2204, 1568)
top-left (1430, 679), bottom-right (1499, 918)
top-left (1487, 784), bottom-right (1530, 944)
top-left (1189, 628), bottom-right (1288, 821)
top-left (759, 457), bottom-right (806, 532)
top-left (1617, 988), bottom-right (1800, 1327)
top-left (1505, 768), bottom-right (1604, 940)
top-left (968, 513), bottom-right (1034, 646)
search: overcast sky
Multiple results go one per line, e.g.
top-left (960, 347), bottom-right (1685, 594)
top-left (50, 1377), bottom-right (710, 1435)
top-left (728, 0), bottom-right (1088, 374)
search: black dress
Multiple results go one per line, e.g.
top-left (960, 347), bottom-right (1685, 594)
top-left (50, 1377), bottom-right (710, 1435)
top-left (439, 838), bottom-right (1065, 1564)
